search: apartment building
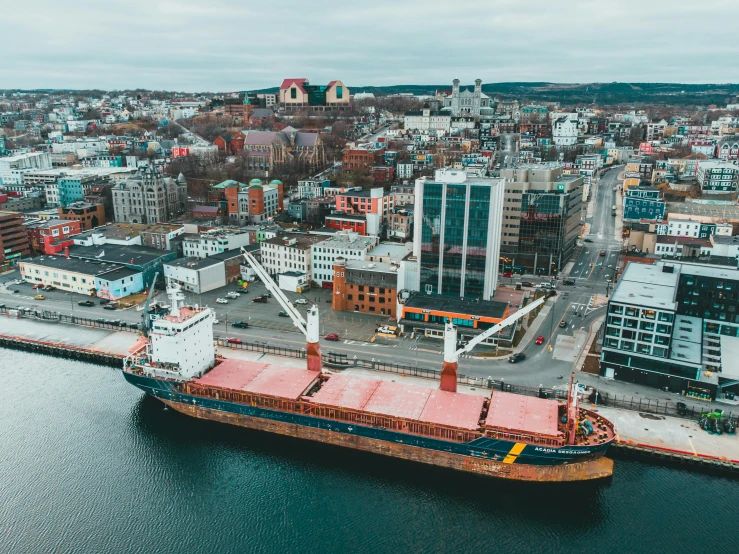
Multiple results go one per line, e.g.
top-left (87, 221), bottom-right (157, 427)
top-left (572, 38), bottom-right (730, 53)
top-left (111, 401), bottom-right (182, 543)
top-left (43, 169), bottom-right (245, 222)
top-left (311, 232), bottom-right (376, 287)
top-left (696, 161), bottom-right (739, 195)
top-left (602, 261), bottom-right (739, 399)
top-left (0, 152), bottom-right (52, 185)
top-left (334, 187), bottom-right (394, 235)
top-left (112, 168), bottom-right (187, 224)
top-left (182, 229), bottom-right (251, 259)
top-left (25, 218), bottom-right (82, 254)
top-left (260, 234), bottom-right (324, 278)
top-left (403, 108), bottom-right (451, 132)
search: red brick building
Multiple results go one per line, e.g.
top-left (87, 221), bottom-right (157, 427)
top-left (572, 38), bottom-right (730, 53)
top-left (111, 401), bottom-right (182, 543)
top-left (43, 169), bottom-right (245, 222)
top-left (325, 213), bottom-right (367, 235)
top-left (372, 166), bottom-right (395, 183)
top-left (342, 147), bottom-right (384, 172)
top-left (0, 212), bottom-right (31, 265)
top-left (332, 257), bottom-right (398, 317)
top-left (26, 218), bottom-right (82, 254)
top-left (214, 131), bottom-right (246, 154)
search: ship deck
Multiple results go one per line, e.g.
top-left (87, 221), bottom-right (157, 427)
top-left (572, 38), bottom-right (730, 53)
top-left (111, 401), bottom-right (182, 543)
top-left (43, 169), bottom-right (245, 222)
top-left (308, 374), bottom-right (486, 432)
top-left (485, 393), bottom-right (561, 438)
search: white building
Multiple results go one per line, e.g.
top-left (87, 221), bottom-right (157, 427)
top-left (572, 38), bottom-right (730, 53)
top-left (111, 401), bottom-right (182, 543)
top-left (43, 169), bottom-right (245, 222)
top-left (396, 163), bottom-right (414, 179)
top-left (551, 113), bottom-right (579, 146)
top-left (163, 257), bottom-right (226, 294)
top-left (260, 234), bottom-right (324, 278)
top-left (311, 232), bottom-right (376, 287)
top-left (0, 151), bottom-right (52, 185)
top-left (403, 108), bottom-right (451, 132)
top-left (182, 229), bottom-right (251, 259)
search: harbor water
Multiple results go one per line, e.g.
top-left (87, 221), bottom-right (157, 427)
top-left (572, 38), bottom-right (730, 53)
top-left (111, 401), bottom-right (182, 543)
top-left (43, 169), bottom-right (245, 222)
top-left (1, 349), bottom-right (737, 554)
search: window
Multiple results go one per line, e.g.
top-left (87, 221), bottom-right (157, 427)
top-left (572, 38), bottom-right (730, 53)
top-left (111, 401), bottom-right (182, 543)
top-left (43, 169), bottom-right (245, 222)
top-left (336, 86), bottom-right (343, 99)
top-left (358, 295), bottom-right (365, 301)
top-left (290, 88), bottom-right (297, 99)
top-left (347, 294), bottom-right (352, 300)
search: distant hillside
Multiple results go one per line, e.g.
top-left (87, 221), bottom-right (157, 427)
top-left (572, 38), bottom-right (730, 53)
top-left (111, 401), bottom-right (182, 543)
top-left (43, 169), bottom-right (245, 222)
top-left (346, 82), bottom-right (739, 106)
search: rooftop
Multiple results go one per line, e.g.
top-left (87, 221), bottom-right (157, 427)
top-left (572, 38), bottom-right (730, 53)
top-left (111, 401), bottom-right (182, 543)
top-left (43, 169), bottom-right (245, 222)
top-left (165, 256), bottom-right (222, 270)
top-left (75, 223), bottom-right (182, 241)
top-left (610, 263), bottom-right (679, 311)
top-left (263, 234), bottom-right (325, 250)
top-left (20, 255), bottom-right (136, 277)
top-left (667, 201), bottom-right (739, 221)
top-left (313, 232), bottom-right (374, 251)
top-left (404, 295), bottom-right (509, 320)
top-left (68, 243), bottom-right (171, 266)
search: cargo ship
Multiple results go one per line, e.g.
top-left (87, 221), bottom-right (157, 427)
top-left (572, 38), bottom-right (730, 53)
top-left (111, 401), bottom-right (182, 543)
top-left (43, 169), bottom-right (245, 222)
top-left (123, 252), bottom-right (615, 482)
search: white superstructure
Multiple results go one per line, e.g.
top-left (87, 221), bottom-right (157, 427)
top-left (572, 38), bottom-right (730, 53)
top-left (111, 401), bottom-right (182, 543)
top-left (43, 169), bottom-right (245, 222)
top-left (132, 281), bottom-right (216, 380)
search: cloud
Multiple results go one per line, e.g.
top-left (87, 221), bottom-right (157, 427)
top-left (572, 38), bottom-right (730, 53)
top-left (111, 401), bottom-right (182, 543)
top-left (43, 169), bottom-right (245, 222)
top-left (4, 0), bottom-right (739, 91)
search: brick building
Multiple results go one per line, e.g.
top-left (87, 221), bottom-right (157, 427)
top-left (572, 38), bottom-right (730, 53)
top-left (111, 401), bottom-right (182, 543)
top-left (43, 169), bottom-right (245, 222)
top-left (58, 201), bottom-right (106, 231)
top-left (332, 257), bottom-right (398, 317)
top-left (325, 213), bottom-right (368, 235)
top-left (25, 218), bottom-right (82, 254)
top-left (342, 147), bottom-right (384, 172)
top-left (0, 212), bottom-right (31, 264)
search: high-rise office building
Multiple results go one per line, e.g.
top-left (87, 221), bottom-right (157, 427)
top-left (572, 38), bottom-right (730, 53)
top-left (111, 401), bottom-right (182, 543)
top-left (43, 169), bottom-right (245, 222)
top-left (413, 169), bottom-right (504, 300)
top-left (499, 164), bottom-right (584, 276)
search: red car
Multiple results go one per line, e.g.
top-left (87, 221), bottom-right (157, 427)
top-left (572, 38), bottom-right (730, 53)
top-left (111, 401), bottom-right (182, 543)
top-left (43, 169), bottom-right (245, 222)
top-left (227, 337), bottom-right (242, 344)
top-left (324, 333), bottom-right (339, 341)
top-left (501, 272), bottom-right (513, 278)
top-left (535, 335), bottom-right (545, 345)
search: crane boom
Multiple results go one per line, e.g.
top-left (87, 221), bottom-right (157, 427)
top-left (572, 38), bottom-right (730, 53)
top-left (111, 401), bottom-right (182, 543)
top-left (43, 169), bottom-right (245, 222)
top-left (141, 271), bottom-right (160, 337)
top-left (454, 291), bottom-right (554, 356)
top-left (240, 247), bottom-right (309, 337)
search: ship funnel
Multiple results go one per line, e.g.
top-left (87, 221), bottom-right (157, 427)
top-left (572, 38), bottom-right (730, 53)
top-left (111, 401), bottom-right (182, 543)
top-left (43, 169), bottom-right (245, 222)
top-left (306, 304), bottom-right (321, 372)
top-left (440, 319), bottom-right (458, 393)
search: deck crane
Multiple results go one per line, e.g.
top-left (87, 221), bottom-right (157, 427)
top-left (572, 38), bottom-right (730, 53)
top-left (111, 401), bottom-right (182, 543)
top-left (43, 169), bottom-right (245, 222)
top-left (141, 271), bottom-right (160, 338)
top-left (440, 290), bottom-right (556, 393)
top-left (240, 247), bottom-right (322, 372)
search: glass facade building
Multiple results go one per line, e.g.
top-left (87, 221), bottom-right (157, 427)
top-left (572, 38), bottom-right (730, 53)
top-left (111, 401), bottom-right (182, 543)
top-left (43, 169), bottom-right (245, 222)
top-left (415, 169), bottom-right (504, 300)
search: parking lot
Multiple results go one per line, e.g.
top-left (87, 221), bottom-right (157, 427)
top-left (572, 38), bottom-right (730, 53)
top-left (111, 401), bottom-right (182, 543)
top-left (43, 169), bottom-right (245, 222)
top-left (0, 271), bottom-right (394, 342)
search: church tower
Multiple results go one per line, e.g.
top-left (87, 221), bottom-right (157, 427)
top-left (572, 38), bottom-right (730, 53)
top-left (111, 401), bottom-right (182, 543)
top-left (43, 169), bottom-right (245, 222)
top-left (473, 79), bottom-right (482, 116)
top-left (451, 78), bottom-right (460, 116)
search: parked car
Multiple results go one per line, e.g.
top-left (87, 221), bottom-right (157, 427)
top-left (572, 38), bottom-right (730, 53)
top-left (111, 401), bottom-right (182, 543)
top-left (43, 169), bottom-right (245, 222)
top-left (521, 281), bottom-right (535, 287)
top-left (535, 335), bottom-right (545, 345)
top-left (212, 319), bottom-right (220, 325)
top-left (95, 318), bottom-right (105, 323)
top-left (227, 337), bottom-right (242, 344)
top-left (43, 285), bottom-right (55, 292)
top-left (231, 321), bottom-right (249, 329)
top-left (99, 298), bottom-right (110, 305)
top-left (261, 292), bottom-right (272, 298)
top-left (294, 298), bottom-right (308, 305)
top-left (278, 311), bottom-right (290, 317)
top-left (559, 320), bottom-right (568, 328)
top-left (128, 322), bottom-right (141, 330)
top-left (226, 292), bottom-right (240, 299)
top-left (501, 272), bottom-right (513, 278)
top-left (32, 284), bottom-right (43, 289)
top-left (584, 238), bottom-right (593, 243)
top-left (78, 300), bottom-right (95, 307)
top-left (216, 298), bottom-right (229, 304)
top-left (34, 295), bottom-right (45, 300)
top-left (103, 304), bottom-right (117, 310)
top-left (599, 250), bottom-right (606, 256)
top-left (508, 352), bottom-right (526, 364)
top-left (252, 297), bottom-right (268, 303)
top-left (324, 333), bottom-right (339, 341)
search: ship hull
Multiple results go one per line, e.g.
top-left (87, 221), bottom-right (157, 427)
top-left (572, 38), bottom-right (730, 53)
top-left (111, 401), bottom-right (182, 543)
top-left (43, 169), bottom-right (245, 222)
top-left (125, 372), bottom-right (614, 482)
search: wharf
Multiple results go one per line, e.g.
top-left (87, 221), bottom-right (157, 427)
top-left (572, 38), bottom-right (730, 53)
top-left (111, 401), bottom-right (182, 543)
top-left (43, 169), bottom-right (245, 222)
top-left (3, 315), bottom-right (738, 475)
top-left (594, 406), bottom-right (739, 474)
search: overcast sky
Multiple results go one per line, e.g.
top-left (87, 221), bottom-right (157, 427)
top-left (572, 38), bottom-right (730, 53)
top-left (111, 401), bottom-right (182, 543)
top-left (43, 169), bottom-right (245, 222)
top-left (5, 0), bottom-right (738, 91)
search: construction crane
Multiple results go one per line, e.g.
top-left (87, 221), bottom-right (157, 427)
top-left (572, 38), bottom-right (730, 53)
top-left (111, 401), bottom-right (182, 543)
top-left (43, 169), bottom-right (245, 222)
top-left (440, 290), bottom-right (556, 392)
top-left (240, 247), bottom-right (322, 371)
top-left (141, 271), bottom-right (160, 338)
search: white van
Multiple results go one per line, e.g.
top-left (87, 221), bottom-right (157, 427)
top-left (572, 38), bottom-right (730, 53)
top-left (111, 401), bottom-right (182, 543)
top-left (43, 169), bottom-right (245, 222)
top-left (538, 281), bottom-right (556, 290)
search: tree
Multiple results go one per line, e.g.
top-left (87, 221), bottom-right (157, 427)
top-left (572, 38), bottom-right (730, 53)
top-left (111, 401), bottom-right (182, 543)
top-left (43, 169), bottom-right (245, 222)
top-left (84, 108), bottom-right (102, 120)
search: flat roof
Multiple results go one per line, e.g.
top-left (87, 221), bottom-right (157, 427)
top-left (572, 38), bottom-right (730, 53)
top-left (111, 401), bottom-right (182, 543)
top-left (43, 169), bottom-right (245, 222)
top-left (69, 243), bottom-right (170, 266)
top-left (610, 263), bottom-right (678, 311)
top-left (166, 257), bottom-right (222, 270)
top-left (307, 374), bottom-right (485, 431)
top-left (405, 294), bottom-right (508, 320)
top-left (367, 242), bottom-right (412, 260)
top-left (194, 360), bottom-right (318, 400)
top-left (20, 255), bottom-right (133, 277)
top-left (485, 392), bottom-right (560, 437)
top-left (667, 201), bottom-right (739, 220)
top-left (76, 223), bottom-right (182, 240)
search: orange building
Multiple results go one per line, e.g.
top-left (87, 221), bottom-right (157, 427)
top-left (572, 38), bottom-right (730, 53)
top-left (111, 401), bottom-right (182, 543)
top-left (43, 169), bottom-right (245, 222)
top-left (399, 295), bottom-right (511, 342)
top-left (57, 201), bottom-right (106, 231)
top-left (332, 257), bottom-right (398, 317)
